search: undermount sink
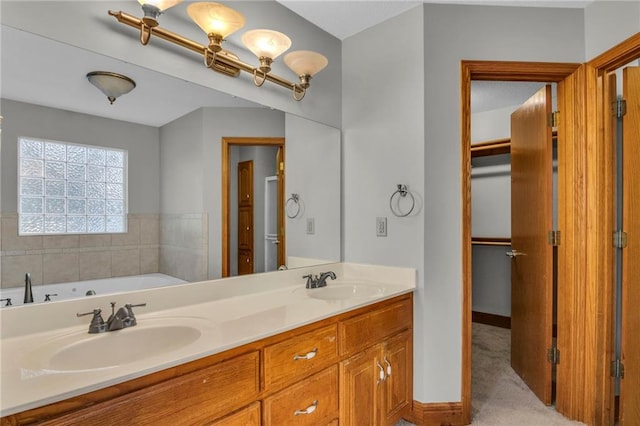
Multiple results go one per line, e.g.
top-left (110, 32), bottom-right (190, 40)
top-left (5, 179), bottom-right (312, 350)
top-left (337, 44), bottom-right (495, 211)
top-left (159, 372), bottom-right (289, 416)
top-left (306, 283), bottom-right (385, 300)
top-left (24, 318), bottom-right (206, 373)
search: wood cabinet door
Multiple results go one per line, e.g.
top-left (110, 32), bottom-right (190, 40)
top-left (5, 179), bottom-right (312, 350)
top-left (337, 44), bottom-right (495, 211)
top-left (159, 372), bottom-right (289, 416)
top-left (238, 249), bottom-right (253, 276)
top-left (238, 160), bottom-right (253, 207)
top-left (210, 402), bottom-right (260, 426)
top-left (510, 84), bottom-right (554, 405)
top-left (382, 330), bottom-right (412, 425)
top-left (340, 345), bottom-right (382, 426)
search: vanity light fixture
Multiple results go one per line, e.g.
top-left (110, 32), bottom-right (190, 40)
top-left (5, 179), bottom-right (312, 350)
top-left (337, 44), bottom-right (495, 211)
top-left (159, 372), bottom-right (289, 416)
top-left (108, 1), bottom-right (327, 101)
top-left (86, 71), bottom-right (136, 104)
top-left (137, 0), bottom-right (183, 45)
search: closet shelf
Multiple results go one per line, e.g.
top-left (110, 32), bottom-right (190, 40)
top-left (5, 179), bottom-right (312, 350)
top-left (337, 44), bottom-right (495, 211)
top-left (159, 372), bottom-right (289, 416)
top-left (470, 138), bottom-right (510, 158)
top-left (472, 237), bottom-right (511, 246)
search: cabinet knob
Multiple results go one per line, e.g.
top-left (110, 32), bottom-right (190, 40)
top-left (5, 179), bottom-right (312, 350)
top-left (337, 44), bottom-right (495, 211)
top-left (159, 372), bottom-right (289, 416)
top-left (294, 400), bottom-right (318, 416)
top-left (293, 348), bottom-right (318, 361)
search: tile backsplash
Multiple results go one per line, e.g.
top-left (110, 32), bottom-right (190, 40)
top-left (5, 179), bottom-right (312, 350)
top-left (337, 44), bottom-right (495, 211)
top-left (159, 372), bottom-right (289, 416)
top-left (1, 213), bottom-right (208, 288)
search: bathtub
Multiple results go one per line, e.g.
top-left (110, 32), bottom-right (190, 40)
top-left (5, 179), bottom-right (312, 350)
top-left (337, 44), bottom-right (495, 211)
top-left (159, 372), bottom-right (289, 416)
top-left (0, 274), bottom-right (187, 307)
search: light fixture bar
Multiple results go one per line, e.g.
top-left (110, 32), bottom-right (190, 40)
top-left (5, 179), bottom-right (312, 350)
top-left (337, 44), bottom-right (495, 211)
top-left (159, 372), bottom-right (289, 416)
top-left (108, 10), bottom-right (306, 97)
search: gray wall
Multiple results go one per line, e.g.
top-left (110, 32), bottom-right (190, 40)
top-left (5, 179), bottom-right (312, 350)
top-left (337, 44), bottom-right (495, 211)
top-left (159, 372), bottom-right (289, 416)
top-left (1, 99), bottom-right (160, 214)
top-left (343, 3), bottom-right (585, 403)
top-left (285, 114), bottom-right (341, 263)
top-left (160, 107), bottom-right (285, 279)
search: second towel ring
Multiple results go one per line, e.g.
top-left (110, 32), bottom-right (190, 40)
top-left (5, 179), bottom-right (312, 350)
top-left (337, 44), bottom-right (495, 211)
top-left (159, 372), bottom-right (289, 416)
top-left (286, 193), bottom-right (301, 218)
top-left (389, 184), bottom-right (415, 217)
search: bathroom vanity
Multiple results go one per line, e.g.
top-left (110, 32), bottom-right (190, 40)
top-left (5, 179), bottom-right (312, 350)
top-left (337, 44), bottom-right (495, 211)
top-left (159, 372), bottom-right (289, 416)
top-left (0, 263), bottom-right (415, 425)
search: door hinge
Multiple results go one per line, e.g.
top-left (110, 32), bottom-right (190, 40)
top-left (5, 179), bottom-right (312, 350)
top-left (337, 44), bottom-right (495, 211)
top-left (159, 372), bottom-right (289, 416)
top-left (279, 161), bottom-right (284, 171)
top-left (612, 98), bottom-right (627, 118)
top-left (548, 230), bottom-right (561, 246)
top-left (611, 359), bottom-right (625, 379)
top-left (548, 111), bottom-right (560, 127)
top-left (613, 230), bottom-right (628, 248)
top-left (547, 346), bottom-right (560, 365)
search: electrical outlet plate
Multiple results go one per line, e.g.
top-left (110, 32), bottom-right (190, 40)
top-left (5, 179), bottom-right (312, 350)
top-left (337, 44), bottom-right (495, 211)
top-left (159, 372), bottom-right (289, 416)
top-left (376, 217), bottom-right (387, 237)
top-left (306, 218), bottom-right (315, 235)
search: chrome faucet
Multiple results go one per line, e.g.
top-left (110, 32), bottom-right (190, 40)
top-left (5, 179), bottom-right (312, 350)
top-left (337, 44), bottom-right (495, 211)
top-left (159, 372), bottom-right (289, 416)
top-left (24, 273), bottom-right (33, 304)
top-left (77, 302), bottom-right (146, 333)
top-left (106, 302), bottom-right (146, 331)
top-left (303, 271), bottom-right (336, 289)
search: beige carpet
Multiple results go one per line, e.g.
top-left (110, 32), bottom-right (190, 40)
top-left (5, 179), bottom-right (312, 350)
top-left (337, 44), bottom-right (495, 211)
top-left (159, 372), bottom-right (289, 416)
top-left (397, 322), bottom-right (585, 426)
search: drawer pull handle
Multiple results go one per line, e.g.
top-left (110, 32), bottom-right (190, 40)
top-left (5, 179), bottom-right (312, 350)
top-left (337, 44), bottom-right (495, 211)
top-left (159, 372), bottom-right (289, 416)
top-left (376, 361), bottom-right (386, 384)
top-left (294, 400), bottom-right (318, 416)
top-left (384, 356), bottom-right (392, 376)
top-left (293, 348), bottom-right (318, 361)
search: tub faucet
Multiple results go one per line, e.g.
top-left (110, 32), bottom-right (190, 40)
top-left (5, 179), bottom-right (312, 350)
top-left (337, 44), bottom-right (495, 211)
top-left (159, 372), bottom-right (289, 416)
top-left (24, 273), bottom-right (33, 304)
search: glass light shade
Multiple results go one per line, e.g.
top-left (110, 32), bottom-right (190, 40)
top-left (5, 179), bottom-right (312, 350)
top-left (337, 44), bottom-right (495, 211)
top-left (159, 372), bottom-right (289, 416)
top-left (284, 50), bottom-right (328, 77)
top-left (86, 72), bottom-right (136, 105)
top-left (187, 2), bottom-right (245, 38)
top-left (137, 0), bottom-right (182, 12)
top-left (241, 29), bottom-right (291, 61)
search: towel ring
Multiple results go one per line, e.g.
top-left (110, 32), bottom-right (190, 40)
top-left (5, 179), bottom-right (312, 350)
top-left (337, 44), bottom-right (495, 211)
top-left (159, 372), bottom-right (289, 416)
top-left (286, 193), bottom-right (301, 218)
top-left (389, 184), bottom-right (415, 217)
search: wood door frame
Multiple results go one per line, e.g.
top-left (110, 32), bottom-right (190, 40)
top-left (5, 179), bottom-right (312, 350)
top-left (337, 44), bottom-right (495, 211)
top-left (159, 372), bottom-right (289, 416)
top-left (460, 60), bottom-right (581, 424)
top-left (586, 32), bottom-right (640, 426)
top-left (222, 137), bottom-right (285, 278)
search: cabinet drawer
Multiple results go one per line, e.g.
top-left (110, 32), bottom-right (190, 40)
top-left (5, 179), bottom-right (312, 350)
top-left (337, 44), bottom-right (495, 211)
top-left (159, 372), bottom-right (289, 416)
top-left (263, 365), bottom-right (339, 426)
top-left (339, 298), bottom-right (412, 357)
top-left (210, 402), bottom-right (260, 426)
top-left (41, 351), bottom-right (260, 426)
top-left (264, 324), bottom-right (338, 389)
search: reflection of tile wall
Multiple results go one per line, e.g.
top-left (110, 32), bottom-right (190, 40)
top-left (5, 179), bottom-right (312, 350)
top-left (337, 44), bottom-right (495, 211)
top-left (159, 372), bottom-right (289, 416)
top-left (0, 214), bottom-right (160, 288)
top-left (159, 213), bottom-right (208, 283)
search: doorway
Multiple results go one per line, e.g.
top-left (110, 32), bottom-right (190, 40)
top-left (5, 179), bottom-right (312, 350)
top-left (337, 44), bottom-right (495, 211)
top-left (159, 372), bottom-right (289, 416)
top-left (221, 137), bottom-right (285, 278)
top-left (461, 61), bottom-right (582, 424)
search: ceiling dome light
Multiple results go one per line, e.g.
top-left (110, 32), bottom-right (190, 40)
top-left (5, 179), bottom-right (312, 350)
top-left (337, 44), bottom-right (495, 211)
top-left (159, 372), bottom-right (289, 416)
top-left (241, 29), bottom-right (291, 73)
top-left (187, 2), bottom-right (245, 52)
top-left (86, 71), bottom-right (136, 105)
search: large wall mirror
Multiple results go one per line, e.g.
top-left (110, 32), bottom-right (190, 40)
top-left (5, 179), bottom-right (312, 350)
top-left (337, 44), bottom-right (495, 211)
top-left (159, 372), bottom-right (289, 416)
top-left (0, 25), bottom-right (341, 297)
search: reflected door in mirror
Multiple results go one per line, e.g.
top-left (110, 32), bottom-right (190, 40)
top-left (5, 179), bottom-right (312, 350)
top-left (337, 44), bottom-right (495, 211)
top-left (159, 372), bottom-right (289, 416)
top-left (238, 161), bottom-right (254, 275)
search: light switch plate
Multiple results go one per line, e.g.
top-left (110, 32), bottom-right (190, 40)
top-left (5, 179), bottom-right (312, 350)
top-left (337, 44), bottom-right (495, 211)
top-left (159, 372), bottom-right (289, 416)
top-left (376, 217), bottom-right (387, 237)
top-left (306, 218), bottom-right (315, 235)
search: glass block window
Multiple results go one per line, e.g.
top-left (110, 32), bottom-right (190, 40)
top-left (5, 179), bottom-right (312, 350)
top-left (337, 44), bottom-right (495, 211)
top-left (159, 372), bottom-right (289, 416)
top-left (18, 137), bottom-right (127, 235)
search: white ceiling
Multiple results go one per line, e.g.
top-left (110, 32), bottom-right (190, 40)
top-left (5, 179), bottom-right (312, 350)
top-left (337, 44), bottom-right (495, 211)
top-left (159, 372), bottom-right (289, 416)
top-left (2, 1), bottom-right (593, 127)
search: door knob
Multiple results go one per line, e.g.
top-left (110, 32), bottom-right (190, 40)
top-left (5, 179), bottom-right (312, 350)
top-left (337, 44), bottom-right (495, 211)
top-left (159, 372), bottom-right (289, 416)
top-left (505, 250), bottom-right (524, 259)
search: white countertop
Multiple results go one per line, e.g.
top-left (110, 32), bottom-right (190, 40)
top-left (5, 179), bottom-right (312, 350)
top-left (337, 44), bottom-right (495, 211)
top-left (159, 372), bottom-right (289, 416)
top-left (0, 262), bottom-right (415, 417)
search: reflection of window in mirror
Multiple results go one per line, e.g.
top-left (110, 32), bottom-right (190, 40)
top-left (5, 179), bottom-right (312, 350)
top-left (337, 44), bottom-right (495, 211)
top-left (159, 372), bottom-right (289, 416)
top-left (18, 137), bottom-right (128, 235)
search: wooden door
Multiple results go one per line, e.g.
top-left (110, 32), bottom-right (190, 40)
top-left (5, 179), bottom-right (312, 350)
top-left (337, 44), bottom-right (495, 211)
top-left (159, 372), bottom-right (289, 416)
top-left (238, 160), bottom-right (253, 275)
top-left (276, 147), bottom-right (286, 268)
top-left (509, 85), bottom-right (554, 405)
top-left (620, 66), bottom-right (640, 426)
top-left (340, 345), bottom-right (381, 426)
top-left (382, 330), bottom-right (412, 425)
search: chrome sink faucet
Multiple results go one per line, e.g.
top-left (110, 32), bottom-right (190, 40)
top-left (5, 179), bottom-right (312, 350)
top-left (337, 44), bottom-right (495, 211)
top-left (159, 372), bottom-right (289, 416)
top-left (77, 302), bottom-right (146, 333)
top-left (303, 271), bottom-right (336, 289)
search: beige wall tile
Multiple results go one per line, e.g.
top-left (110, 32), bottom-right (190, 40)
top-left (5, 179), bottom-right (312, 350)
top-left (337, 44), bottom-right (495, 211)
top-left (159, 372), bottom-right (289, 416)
top-left (1, 216), bottom-right (43, 251)
top-left (140, 216), bottom-right (160, 245)
top-left (43, 253), bottom-right (79, 284)
top-left (1, 254), bottom-right (43, 288)
top-left (112, 216), bottom-right (140, 247)
top-left (112, 249), bottom-right (140, 277)
top-left (43, 235), bottom-right (79, 249)
top-left (78, 234), bottom-right (112, 248)
top-left (79, 251), bottom-right (112, 280)
top-left (140, 247), bottom-right (159, 274)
